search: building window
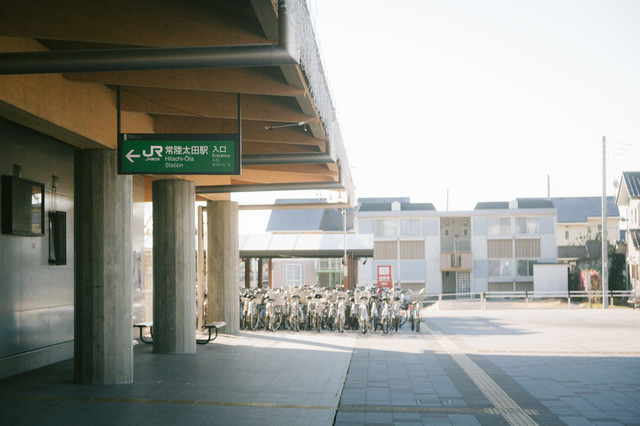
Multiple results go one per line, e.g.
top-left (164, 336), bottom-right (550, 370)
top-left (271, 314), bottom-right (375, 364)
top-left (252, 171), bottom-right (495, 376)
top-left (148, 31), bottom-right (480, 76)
top-left (400, 240), bottom-right (425, 259)
top-left (456, 272), bottom-right (471, 299)
top-left (487, 239), bottom-right (513, 258)
top-left (401, 219), bottom-right (422, 236)
top-left (565, 230), bottom-right (569, 240)
top-left (376, 219), bottom-right (399, 238)
top-left (374, 241), bottom-right (396, 260)
top-left (315, 258), bottom-right (343, 289)
top-left (489, 259), bottom-right (515, 277)
top-left (516, 282), bottom-right (534, 291)
top-left (285, 264), bottom-right (304, 286)
top-left (488, 217), bottom-right (511, 235)
top-left (517, 259), bottom-right (538, 277)
top-left (516, 217), bottom-right (540, 234)
top-left (515, 239), bottom-right (541, 257)
top-left (489, 282), bottom-right (515, 291)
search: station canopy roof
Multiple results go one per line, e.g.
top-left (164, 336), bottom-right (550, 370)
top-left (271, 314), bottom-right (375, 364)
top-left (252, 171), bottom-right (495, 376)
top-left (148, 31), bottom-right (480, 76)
top-left (0, 0), bottom-right (353, 202)
top-left (239, 233), bottom-right (373, 258)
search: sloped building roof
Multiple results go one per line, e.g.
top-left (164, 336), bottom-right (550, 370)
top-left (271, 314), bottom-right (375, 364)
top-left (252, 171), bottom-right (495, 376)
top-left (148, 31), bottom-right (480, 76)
top-left (358, 197), bottom-right (410, 205)
top-left (616, 172), bottom-right (640, 205)
top-left (630, 229), bottom-right (640, 249)
top-left (622, 172), bottom-right (640, 198)
top-left (474, 201), bottom-right (510, 210)
top-left (548, 197), bottom-right (619, 222)
top-left (357, 197), bottom-right (436, 212)
top-left (491, 197), bottom-right (619, 221)
top-left (266, 199), bottom-right (354, 232)
top-left (516, 198), bottom-right (555, 209)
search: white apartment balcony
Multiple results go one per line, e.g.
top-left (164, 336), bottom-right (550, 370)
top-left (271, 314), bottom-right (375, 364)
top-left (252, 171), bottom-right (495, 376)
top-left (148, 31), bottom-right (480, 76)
top-left (440, 252), bottom-right (472, 271)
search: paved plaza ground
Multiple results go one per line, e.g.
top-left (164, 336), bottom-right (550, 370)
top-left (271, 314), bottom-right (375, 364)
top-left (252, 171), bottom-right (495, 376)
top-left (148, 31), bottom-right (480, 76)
top-left (1, 308), bottom-right (639, 425)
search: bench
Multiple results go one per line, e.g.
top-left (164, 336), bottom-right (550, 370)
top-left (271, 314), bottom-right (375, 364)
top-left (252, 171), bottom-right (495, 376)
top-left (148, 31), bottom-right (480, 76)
top-left (132, 321), bottom-right (226, 345)
top-left (196, 321), bottom-right (226, 345)
top-left (133, 321), bottom-right (154, 344)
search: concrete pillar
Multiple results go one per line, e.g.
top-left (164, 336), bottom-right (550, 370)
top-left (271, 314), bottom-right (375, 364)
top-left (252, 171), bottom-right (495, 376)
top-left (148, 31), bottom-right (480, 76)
top-left (74, 150), bottom-right (132, 385)
top-left (244, 258), bottom-right (251, 289)
top-left (152, 179), bottom-right (196, 354)
top-left (206, 200), bottom-right (239, 333)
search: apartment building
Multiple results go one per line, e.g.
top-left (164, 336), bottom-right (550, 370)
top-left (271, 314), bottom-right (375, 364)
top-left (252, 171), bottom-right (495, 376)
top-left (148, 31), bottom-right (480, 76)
top-left (535, 197), bottom-right (619, 246)
top-left (356, 198), bottom-right (558, 296)
top-left (616, 172), bottom-right (640, 295)
top-left (356, 198), bottom-right (439, 292)
top-left (471, 199), bottom-right (557, 293)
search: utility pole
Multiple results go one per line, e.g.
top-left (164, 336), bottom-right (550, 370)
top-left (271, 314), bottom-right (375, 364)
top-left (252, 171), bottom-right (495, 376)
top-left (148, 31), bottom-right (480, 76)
top-left (342, 208), bottom-right (348, 291)
top-left (602, 136), bottom-right (609, 309)
top-left (547, 174), bottom-right (551, 200)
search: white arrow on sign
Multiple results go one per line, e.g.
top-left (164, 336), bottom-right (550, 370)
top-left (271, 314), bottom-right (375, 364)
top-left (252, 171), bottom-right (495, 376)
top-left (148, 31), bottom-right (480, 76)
top-left (126, 149), bottom-right (141, 163)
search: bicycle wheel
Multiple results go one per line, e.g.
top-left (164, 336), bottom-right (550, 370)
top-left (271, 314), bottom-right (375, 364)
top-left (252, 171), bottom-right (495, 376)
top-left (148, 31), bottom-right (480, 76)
top-left (264, 313), bottom-right (271, 331)
top-left (415, 318), bottom-right (420, 332)
top-left (250, 312), bottom-right (260, 330)
top-left (360, 317), bottom-right (367, 334)
top-left (273, 312), bottom-right (282, 330)
top-left (338, 314), bottom-right (345, 333)
top-left (382, 319), bottom-right (389, 335)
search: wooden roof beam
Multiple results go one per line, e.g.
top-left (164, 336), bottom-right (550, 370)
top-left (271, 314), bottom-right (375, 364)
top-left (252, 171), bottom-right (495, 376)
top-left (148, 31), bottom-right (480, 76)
top-left (119, 87), bottom-right (312, 123)
top-left (152, 116), bottom-right (325, 148)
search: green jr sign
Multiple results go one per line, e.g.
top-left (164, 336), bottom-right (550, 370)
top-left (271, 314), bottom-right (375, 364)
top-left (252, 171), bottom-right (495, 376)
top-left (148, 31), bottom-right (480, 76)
top-left (118, 133), bottom-right (241, 175)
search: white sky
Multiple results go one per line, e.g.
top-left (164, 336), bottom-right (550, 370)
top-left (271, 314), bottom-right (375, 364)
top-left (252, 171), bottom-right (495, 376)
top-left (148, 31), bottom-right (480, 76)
top-left (237, 0), bottom-right (640, 233)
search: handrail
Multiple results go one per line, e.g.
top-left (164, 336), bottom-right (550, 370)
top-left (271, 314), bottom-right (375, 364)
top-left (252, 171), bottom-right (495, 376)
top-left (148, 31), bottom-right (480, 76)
top-left (421, 289), bottom-right (637, 309)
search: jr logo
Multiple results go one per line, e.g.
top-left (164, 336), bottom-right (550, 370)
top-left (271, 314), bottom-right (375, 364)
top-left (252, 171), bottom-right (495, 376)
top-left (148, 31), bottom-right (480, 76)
top-left (143, 146), bottom-right (163, 157)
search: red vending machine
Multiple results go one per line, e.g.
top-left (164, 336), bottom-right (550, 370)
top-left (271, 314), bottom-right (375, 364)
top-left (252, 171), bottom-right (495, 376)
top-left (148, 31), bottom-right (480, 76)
top-left (377, 265), bottom-right (393, 289)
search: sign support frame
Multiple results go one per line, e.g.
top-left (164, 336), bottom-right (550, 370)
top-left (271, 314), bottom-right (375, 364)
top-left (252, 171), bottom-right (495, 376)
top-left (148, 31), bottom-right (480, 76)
top-left (116, 87), bottom-right (242, 175)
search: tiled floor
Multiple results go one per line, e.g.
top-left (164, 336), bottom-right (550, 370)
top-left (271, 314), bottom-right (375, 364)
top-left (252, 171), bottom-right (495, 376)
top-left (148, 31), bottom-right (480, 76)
top-left (2, 309), bottom-right (640, 425)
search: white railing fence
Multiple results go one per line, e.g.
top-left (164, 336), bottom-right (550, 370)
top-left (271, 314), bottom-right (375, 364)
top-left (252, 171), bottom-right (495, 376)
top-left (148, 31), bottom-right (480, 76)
top-left (420, 290), bottom-right (638, 310)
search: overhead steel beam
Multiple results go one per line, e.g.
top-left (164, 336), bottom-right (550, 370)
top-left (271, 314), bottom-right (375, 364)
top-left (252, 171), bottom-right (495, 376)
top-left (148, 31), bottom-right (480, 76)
top-left (0, 44), bottom-right (297, 75)
top-left (196, 181), bottom-right (344, 194)
top-left (242, 153), bottom-right (333, 165)
top-left (239, 202), bottom-right (351, 211)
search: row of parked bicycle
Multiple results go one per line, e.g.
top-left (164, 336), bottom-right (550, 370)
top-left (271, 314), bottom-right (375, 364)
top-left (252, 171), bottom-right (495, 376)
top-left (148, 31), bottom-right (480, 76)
top-left (240, 286), bottom-right (425, 334)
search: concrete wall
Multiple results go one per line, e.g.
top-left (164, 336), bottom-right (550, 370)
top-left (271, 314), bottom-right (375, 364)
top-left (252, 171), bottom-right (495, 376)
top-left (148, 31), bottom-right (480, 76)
top-left (534, 263), bottom-right (569, 293)
top-left (272, 258), bottom-right (316, 287)
top-left (0, 118), bottom-right (75, 378)
top-left (426, 233), bottom-right (442, 293)
top-left (472, 216), bottom-right (489, 292)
